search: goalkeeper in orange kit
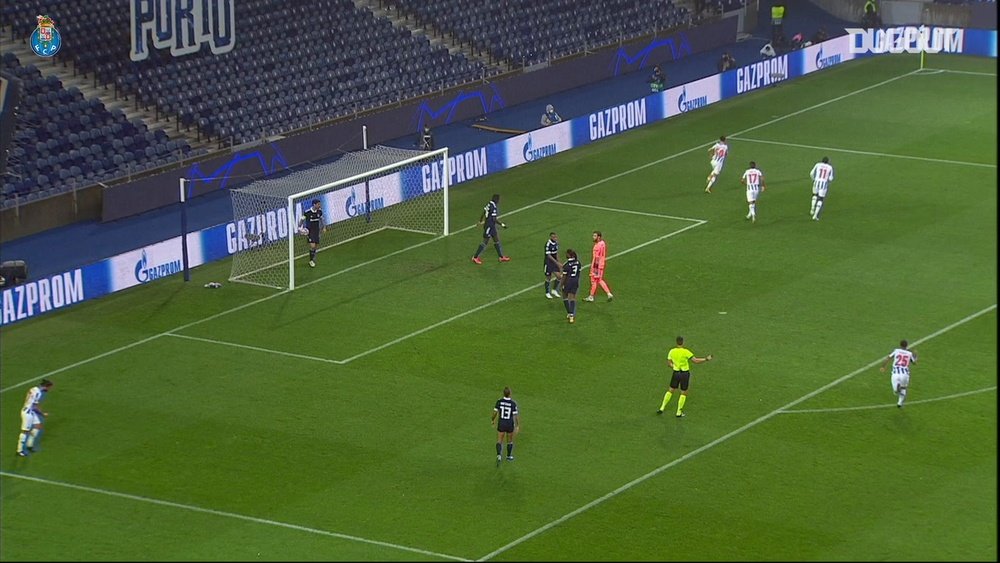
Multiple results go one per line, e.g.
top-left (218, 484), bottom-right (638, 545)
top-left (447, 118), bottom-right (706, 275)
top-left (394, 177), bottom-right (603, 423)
top-left (584, 230), bottom-right (614, 302)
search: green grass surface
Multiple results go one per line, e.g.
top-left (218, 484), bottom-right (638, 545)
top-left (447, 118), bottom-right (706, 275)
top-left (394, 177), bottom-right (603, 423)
top-left (2, 54), bottom-right (996, 561)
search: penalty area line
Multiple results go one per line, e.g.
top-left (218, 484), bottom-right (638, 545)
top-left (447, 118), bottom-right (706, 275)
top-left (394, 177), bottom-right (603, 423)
top-left (0, 64), bottom-right (918, 394)
top-left (164, 333), bottom-right (347, 365)
top-left (547, 200), bottom-right (706, 223)
top-left (336, 220), bottom-right (706, 364)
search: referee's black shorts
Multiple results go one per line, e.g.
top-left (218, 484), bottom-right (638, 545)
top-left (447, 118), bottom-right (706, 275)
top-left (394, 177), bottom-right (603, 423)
top-left (669, 370), bottom-right (691, 391)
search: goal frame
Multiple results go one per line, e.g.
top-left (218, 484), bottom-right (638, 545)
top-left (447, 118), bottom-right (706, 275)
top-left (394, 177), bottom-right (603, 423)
top-left (285, 146), bottom-right (450, 290)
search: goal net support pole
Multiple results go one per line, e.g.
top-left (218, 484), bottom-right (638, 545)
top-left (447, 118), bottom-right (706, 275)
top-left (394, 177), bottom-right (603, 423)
top-left (229, 145), bottom-right (449, 290)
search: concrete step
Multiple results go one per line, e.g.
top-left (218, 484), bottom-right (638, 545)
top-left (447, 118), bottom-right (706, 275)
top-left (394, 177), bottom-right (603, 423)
top-left (2, 25), bottom-right (214, 152)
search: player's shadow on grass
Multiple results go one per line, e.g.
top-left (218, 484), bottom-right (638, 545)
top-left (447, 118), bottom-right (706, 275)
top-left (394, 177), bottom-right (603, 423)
top-left (143, 279), bottom-right (186, 318)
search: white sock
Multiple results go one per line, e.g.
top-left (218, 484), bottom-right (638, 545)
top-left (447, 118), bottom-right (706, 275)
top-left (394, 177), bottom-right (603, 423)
top-left (749, 203), bottom-right (756, 218)
top-left (897, 388), bottom-right (907, 406)
top-left (26, 428), bottom-right (39, 448)
top-left (707, 175), bottom-right (716, 188)
top-left (17, 432), bottom-right (28, 452)
top-left (813, 200), bottom-right (823, 218)
top-left (810, 195), bottom-right (818, 215)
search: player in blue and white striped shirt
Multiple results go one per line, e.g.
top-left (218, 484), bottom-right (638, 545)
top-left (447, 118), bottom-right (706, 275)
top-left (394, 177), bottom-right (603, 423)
top-left (880, 340), bottom-right (917, 408)
top-left (809, 157), bottom-right (835, 221)
top-left (17, 379), bottom-right (53, 456)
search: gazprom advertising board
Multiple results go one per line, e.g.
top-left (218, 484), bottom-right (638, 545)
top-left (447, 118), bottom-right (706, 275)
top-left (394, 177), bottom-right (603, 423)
top-left (6, 29), bottom-right (995, 325)
top-left (504, 121), bottom-right (573, 168)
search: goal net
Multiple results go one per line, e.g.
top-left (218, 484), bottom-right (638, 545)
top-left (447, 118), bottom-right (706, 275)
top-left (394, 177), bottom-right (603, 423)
top-left (228, 145), bottom-right (449, 290)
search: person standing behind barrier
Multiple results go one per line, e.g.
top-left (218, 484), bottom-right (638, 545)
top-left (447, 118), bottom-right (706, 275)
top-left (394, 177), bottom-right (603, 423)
top-left (771, 2), bottom-right (785, 44)
top-left (648, 65), bottom-right (666, 93)
top-left (540, 104), bottom-right (562, 127)
top-left (419, 125), bottom-right (434, 150)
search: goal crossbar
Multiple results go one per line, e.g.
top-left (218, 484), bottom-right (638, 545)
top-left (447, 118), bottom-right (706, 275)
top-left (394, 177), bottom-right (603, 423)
top-left (227, 146), bottom-right (450, 290)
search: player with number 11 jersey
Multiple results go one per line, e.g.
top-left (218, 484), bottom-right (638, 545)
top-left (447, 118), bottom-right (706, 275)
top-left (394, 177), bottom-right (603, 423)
top-left (809, 156), bottom-right (835, 221)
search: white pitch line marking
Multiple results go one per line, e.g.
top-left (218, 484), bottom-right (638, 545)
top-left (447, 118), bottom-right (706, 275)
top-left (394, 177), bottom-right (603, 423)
top-left (547, 200), bottom-right (705, 223)
top-left (148, 206), bottom-right (705, 366)
top-left (730, 137), bottom-right (997, 169)
top-left (337, 214), bottom-right (706, 364)
top-left (164, 333), bottom-right (346, 365)
top-left (0, 471), bottom-right (470, 561)
top-left (918, 68), bottom-right (997, 77)
top-left (779, 385), bottom-right (997, 414)
top-left (476, 304), bottom-right (996, 561)
top-left (0, 65), bottom-right (922, 393)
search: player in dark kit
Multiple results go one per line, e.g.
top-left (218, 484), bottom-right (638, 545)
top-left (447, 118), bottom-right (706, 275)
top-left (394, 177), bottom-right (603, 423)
top-left (472, 193), bottom-right (510, 264)
top-left (560, 249), bottom-right (582, 323)
top-left (491, 386), bottom-right (519, 463)
top-left (544, 232), bottom-right (562, 298)
top-left (298, 199), bottom-right (325, 268)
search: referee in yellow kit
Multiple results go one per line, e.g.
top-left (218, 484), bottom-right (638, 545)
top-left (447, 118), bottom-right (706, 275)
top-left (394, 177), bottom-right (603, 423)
top-left (658, 336), bottom-right (713, 418)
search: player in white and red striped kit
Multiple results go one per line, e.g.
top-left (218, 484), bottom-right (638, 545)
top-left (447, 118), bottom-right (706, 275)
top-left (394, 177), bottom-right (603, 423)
top-left (705, 135), bottom-right (728, 193)
top-left (809, 156), bottom-right (835, 221)
top-left (741, 161), bottom-right (766, 223)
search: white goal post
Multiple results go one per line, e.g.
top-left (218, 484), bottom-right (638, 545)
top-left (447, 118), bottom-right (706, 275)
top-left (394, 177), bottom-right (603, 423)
top-left (228, 146), bottom-right (450, 290)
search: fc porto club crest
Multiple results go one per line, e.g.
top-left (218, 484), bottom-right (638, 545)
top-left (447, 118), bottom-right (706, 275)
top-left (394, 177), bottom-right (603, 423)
top-left (30, 14), bottom-right (62, 57)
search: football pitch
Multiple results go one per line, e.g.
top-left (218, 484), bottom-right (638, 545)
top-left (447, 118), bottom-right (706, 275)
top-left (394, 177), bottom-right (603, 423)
top-left (1, 54), bottom-right (996, 561)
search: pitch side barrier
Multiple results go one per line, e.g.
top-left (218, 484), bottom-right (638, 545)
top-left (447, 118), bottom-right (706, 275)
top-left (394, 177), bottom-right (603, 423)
top-left (4, 28), bottom-right (995, 326)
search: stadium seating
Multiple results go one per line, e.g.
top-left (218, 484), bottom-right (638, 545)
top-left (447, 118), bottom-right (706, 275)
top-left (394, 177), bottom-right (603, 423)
top-left (1, 0), bottom-right (691, 206)
top-left (2, 0), bottom-right (498, 149)
top-left (1, 52), bottom-right (201, 208)
top-left (712, 0), bottom-right (749, 12)
top-left (390, 0), bottom-right (687, 66)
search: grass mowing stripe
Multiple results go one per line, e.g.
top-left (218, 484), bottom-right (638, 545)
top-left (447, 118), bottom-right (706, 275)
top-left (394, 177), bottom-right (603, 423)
top-left (476, 303), bottom-right (996, 561)
top-left (1, 63), bottom-right (919, 394)
top-left (0, 472), bottom-right (472, 562)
